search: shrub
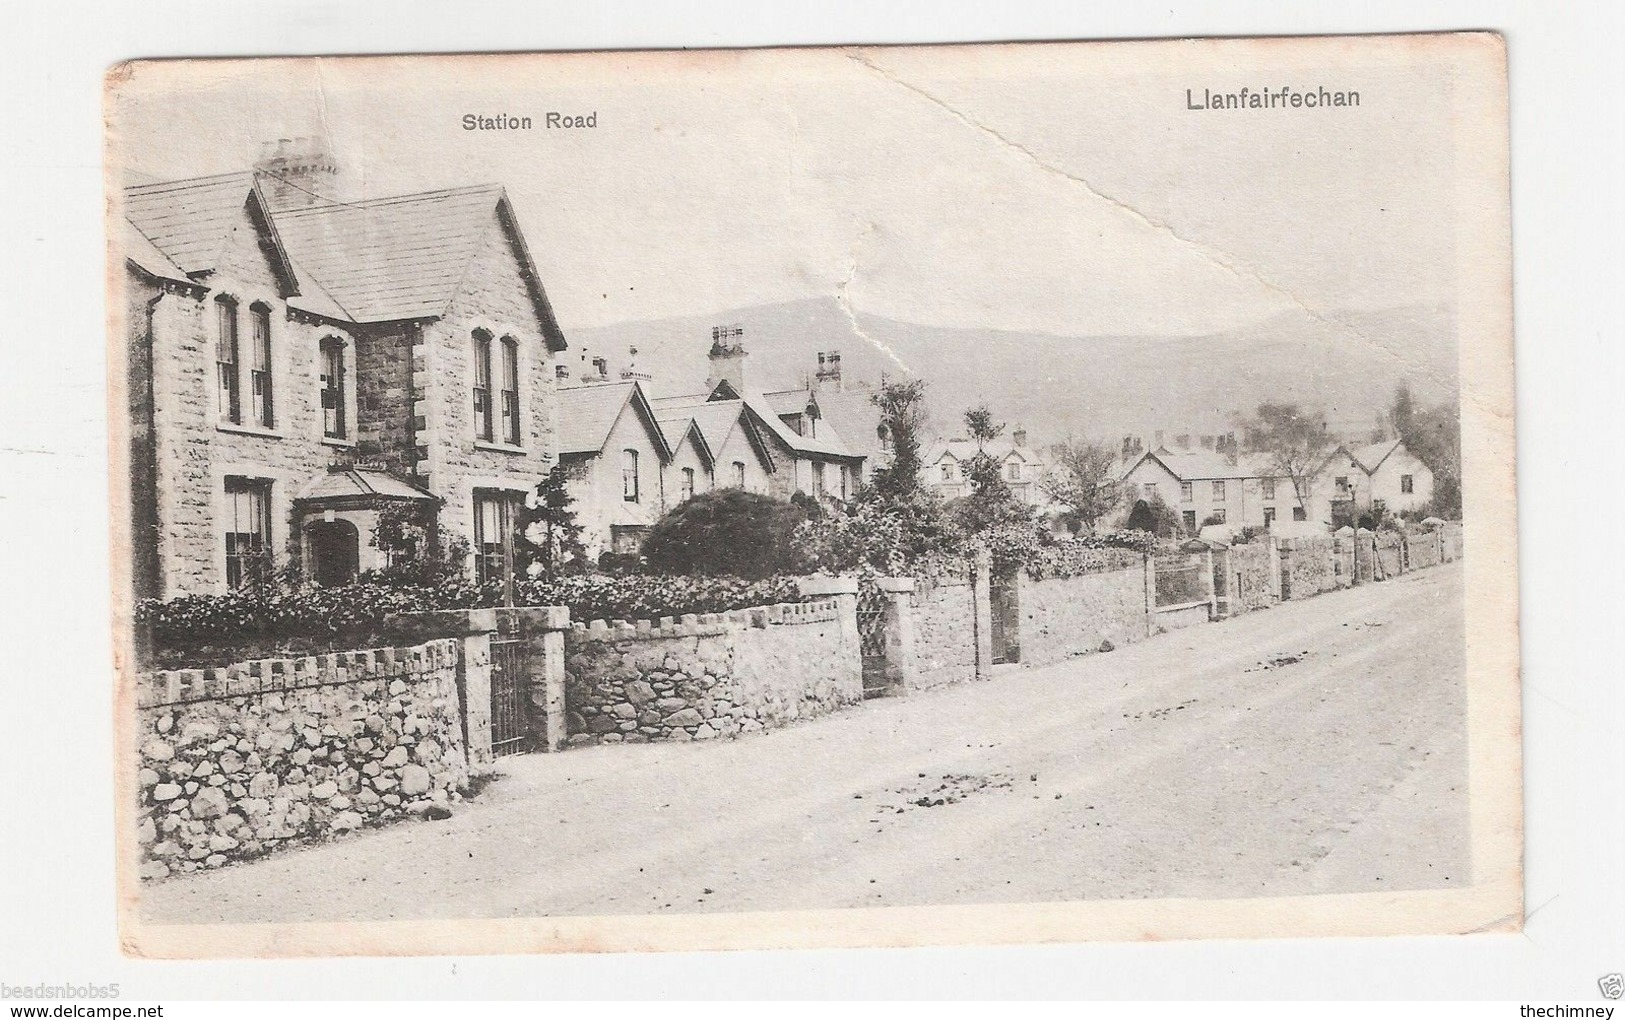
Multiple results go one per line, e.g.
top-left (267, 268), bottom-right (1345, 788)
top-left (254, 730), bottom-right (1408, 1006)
top-left (641, 489), bottom-right (809, 579)
top-left (137, 572), bottom-right (806, 663)
top-left (1023, 530), bottom-right (1151, 579)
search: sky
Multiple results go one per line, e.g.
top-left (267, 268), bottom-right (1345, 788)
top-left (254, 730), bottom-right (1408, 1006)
top-left (108, 41), bottom-right (1461, 338)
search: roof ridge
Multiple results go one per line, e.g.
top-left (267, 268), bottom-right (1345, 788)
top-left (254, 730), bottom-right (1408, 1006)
top-left (124, 170), bottom-right (253, 195)
top-left (267, 182), bottom-right (504, 217)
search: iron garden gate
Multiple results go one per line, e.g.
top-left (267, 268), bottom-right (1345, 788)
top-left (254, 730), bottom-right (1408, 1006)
top-left (488, 632), bottom-right (530, 756)
top-left (989, 571), bottom-right (1020, 665)
top-left (856, 579), bottom-right (890, 699)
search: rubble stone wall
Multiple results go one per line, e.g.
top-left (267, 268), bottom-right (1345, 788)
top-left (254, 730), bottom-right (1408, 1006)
top-left (905, 578), bottom-right (979, 691)
top-left (562, 598), bottom-right (861, 746)
top-left (135, 640), bottom-right (467, 879)
top-left (1018, 563), bottom-right (1149, 667)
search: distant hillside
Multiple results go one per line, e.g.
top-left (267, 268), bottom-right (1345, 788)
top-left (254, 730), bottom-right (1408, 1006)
top-left (562, 297), bottom-right (1458, 447)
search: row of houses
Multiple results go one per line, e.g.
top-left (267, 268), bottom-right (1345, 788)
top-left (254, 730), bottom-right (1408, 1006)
top-left (120, 147), bottom-right (878, 599)
top-left (1119, 438), bottom-right (1434, 533)
top-left (121, 143), bottom-right (1437, 600)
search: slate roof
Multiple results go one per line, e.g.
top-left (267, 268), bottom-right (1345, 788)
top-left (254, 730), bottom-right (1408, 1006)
top-left (658, 383), bottom-right (860, 461)
top-left (925, 437), bottom-right (1041, 465)
top-left (122, 173), bottom-right (566, 340)
top-left (121, 219), bottom-right (192, 286)
top-left (657, 401), bottom-right (744, 458)
top-left (295, 468), bottom-right (437, 504)
top-left (123, 172), bottom-right (261, 276)
top-left (809, 387), bottom-right (887, 465)
top-left (1348, 438), bottom-right (1403, 473)
top-left (556, 381), bottom-right (669, 458)
top-left (1128, 448), bottom-right (1278, 481)
top-left (650, 411), bottom-right (715, 466)
top-left (269, 185), bottom-right (505, 323)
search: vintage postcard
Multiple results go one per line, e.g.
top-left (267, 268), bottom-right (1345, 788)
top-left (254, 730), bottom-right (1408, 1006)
top-left (106, 33), bottom-right (1519, 957)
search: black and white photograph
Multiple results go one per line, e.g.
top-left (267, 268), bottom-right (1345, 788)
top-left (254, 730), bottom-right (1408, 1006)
top-left (104, 35), bottom-right (1519, 957)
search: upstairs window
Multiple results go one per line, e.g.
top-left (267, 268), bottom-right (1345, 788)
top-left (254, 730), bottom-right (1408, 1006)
top-left (223, 476), bottom-right (271, 589)
top-left (215, 296), bottom-right (241, 424)
top-left (732, 461), bottom-right (746, 488)
top-left (1212, 480), bottom-right (1227, 501)
top-left (499, 337), bottom-right (520, 445)
top-left (320, 337), bottom-right (346, 439)
top-left (878, 424), bottom-right (893, 453)
top-left (622, 448), bottom-right (640, 502)
top-left (1261, 477), bottom-right (1276, 500)
top-left (249, 302), bottom-right (274, 428)
top-left (1335, 475), bottom-right (1351, 495)
top-left (1006, 462), bottom-right (1021, 481)
top-left (1400, 474), bottom-right (1414, 494)
top-left (1180, 481), bottom-right (1193, 503)
top-left (472, 331), bottom-right (494, 442)
top-left (1144, 482), bottom-right (1158, 501)
top-left (940, 463), bottom-right (953, 482)
top-left (680, 467), bottom-right (696, 501)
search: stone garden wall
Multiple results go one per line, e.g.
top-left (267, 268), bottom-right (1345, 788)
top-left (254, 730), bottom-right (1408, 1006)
top-left (1373, 531), bottom-right (1404, 578)
top-left (1153, 602), bottom-right (1211, 633)
top-left (1442, 522), bottom-right (1464, 561)
top-left (562, 597), bottom-right (862, 746)
top-left (1018, 562), bottom-right (1149, 667)
top-left (135, 640), bottom-right (468, 879)
top-left (905, 578), bottom-right (979, 691)
top-left (1229, 542), bottom-right (1277, 613)
top-left (1407, 528), bottom-right (1443, 569)
top-left (1280, 535), bottom-right (1338, 600)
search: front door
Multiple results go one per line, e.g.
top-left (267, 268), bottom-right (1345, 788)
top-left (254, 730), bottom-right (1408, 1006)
top-left (307, 520), bottom-right (359, 587)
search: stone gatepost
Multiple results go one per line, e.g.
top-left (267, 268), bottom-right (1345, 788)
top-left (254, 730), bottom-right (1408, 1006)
top-left (496, 606), bottom-right (572, 752)
top-left (971, 547), bottom-right (994, 680)
top-left (796, 575), bottom-right (863, 696)
top-left (1267, 539), bottom-right (1282, 602)
top-left (389, 608), bottom-right (498, 768)
top-left (872, 577), bottom-right (917, 694)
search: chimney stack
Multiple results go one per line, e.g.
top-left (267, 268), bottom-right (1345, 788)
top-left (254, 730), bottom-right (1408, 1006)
top-left (619, 344), bottom-right (651, 383)
top-left (706, 324), bottom-right (748, 394)
top-left (1013, 426), bottom-right (1028, 449)
top-left (253, 136), bottom-right (338, 209)
top-left (815, 349), bottom-right (843, 391)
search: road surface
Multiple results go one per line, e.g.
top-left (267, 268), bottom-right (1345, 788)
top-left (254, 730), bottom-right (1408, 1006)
top-left (143, 561), bottom-right (1467, 924)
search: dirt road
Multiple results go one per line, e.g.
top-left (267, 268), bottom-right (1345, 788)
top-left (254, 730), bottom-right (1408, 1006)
top-left (142, 562), bottom-right (1467, 924)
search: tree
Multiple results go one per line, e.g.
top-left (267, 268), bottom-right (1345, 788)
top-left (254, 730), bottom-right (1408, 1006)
top-left (1042, 437), bottom-right (1124, 535)
top-left (517, 462), bottom-right (586, 579)
top-left (365, 500), bottom-right (470, 588)
top-left (866, 378), bottom-right (929, 501)
top-left (948, 405), bottom-right (1041, 572)
top-left (1387, 383), bottom-right (1462, 519)
top-left (963, 404), bottom-right (1005, 447)
top-left (1125, 494), bottom-right (1186, 538)
top-left (641, 489), bottom-right (809, 579)
top-left (1244, 402), bottom-right (1335, 516)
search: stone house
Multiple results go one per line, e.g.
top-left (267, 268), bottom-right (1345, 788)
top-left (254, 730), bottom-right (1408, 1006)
top-left (554, 379), bottom-right (675, 557)
top-left (1344, 438), bottom-right (1434, 515)
top-left (650, 328), bottom-right (867, 506)
top-left (919, 432), bottom-right (1047, 506)
top-left (1120, 449), bottom-right (1288, 532)
top-left (120, 148), bottom-right (568, 599)
top-left (1120, 437), bottom-right (1435, 533)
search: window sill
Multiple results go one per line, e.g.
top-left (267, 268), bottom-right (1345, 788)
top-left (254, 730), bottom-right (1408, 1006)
top-left (475, 440), bottom-right (527, 455)
top-left (321, 437), bottom-right (357, 449)
top-left (216, 422), bottom-right (284, 440)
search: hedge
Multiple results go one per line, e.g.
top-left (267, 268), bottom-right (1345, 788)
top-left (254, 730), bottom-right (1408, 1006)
top-left (137, 573), bottom-right (805, 662)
